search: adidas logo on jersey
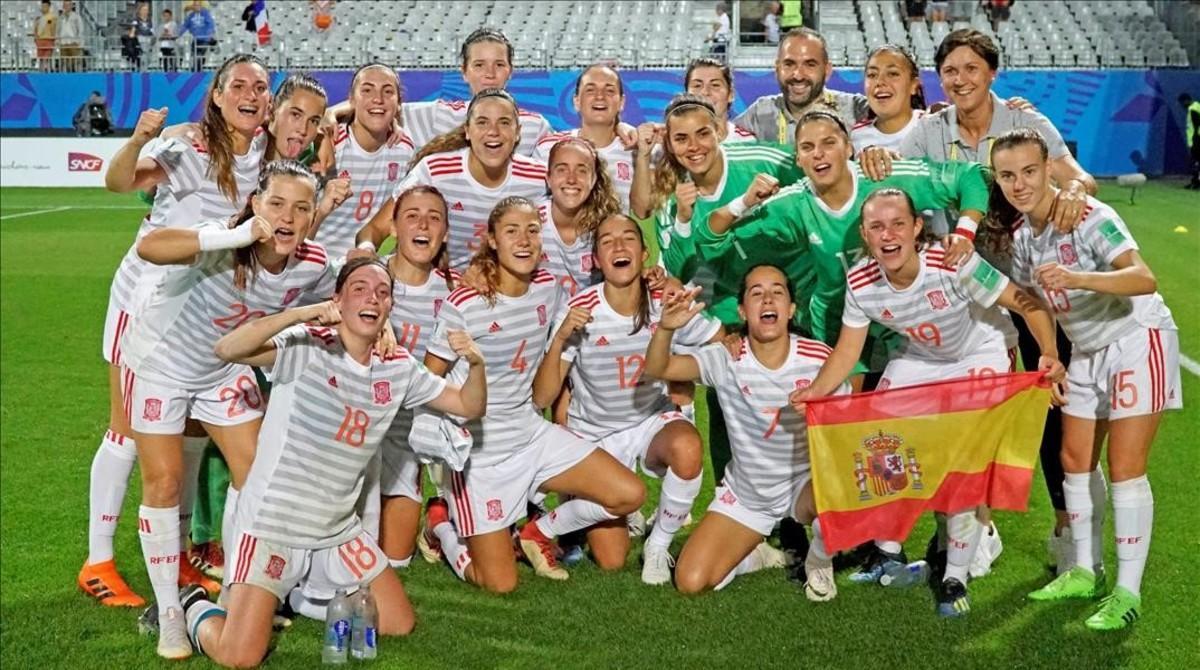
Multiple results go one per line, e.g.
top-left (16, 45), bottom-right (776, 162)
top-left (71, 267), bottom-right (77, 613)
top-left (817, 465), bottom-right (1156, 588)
top-left (488, 322), bottom-right (502, 333)
top-left (595, 336), bottom-right (609, 346)
top-left (881, 308), bottom-right (894, 320)
top-left (808, 232), bottom-right (823, 245)
top-left (452, 201), bottom-right (465, 211)
top-left (328, 376), bottom-right (339, 388)
top-left (741, 385), bottom-right (752, 395)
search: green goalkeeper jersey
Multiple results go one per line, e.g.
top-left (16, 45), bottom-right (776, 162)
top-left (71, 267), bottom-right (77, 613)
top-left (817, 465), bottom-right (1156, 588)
top-left (704, 158), bottom-right (990, 344)
top-left (652, 142), bottom-right (803, 325)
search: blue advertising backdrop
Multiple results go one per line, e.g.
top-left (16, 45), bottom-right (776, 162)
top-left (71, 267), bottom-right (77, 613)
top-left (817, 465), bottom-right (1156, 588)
top-left (2, 68), bottom-right (1198, 175)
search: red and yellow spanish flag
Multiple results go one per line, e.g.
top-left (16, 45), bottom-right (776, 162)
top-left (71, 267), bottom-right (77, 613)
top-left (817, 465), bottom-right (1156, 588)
top-left (805, 371), bottom-right (1051, 554)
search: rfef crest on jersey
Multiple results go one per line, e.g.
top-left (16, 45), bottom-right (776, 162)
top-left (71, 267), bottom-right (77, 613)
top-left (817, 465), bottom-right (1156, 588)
top-left (926, 289), bottom-right (949, 311)
top-left (143, 398), bottom-right (162, 422)
top-left (1058, 242), bottom-right (1078, 265)
top-left (616, 161), bottom-right (632, 181)
top-left (433, 298), bottom-right (444, 318)
top-left (537, 304), bottom-right (547, 326)
top-left (581, 254), bottom-right (595, 274)
top-left (282, 288), bottom-right (301, 306)
top-left (373, 380), bottom-right (392, 405)
top-left (852, 431), bottom-right (924, 501)
top-left (387, 162), bottom-right (400, 181)
top-left (486, 499), bottom-right (503, 521)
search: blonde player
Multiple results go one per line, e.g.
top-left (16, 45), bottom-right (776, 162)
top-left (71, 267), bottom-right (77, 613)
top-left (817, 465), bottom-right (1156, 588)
top-left (182, 258), bottom-right (487, 668)
top-left (356, 89), bottom-right (547, 271)
top-left (420, 197), bottom-right (644, 593)
top-left (81, 54), bottom-right (270, 609)
top-left (992, 128), bottom-right (1181, 630)
top-left (534, 64), bottom-right (635, 211)
top-left (792, 187), bottom-right (1065, 616)
top-left (644, 265), bottom-right (839, 595)
top-left (309, 64), bottom-right (415, 259)
top-left (684, 57), bottom-right (757, 144)
top-left (532, 214), bottom-right (723, 584)
top-left (850, 45), bottom-right (926, 154)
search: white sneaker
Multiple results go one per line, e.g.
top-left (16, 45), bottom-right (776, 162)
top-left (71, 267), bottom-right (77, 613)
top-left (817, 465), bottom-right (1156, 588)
top-left (750, 542), bottom-right (787, 571)
top-left (626, 510), bottom-right (646, 538)
top-left (1048, 526), bottom-right (1073, 576)
top-left (969, 522), bottom-right (1003, 579)
top-left (641, 544), bottom-right (675, 586)
top-left (157, 606), bottom-right (192, 660)
top-left (803, 555), bottom-right (837, 602)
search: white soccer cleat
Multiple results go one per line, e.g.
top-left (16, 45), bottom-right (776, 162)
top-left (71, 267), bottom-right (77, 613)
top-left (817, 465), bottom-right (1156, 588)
top-left (750, 542), bottom-right (787, 571)
top-left (641, 544), bottom-right (675, 586)
top-left (157, 606), bottom-right (192, 660)
top-left (1047, 526), bottom-right (1073, 576)
top-left (803, 555), bottom-right (837, 603)
top-left (969, 522), bottom-right (1003, 579)
top-left (626, 510), bottom-right (646, 538)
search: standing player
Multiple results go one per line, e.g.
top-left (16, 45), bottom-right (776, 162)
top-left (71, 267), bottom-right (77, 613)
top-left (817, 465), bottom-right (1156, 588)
top-left (992, 129), bottom-right (1181, 630)
top-left (532, 214), bottom-right (722, 584)
top-left (684, 57), bottom-right (757, 144)
top-left (851, 45), bottom-right (926, 154)
top-left (791, 188), bottom-right (1065, 616)
top-left (356, 89), bottom-right (547, 271)
top-left (81, 54), bottom-right (270, 609)
top-left (182, 258), bottom-right (487, 667)
top-left (420, 197), bottom-right (645, 592)
top-left (644, 265), bottom-right (839, 595)
top-left (534, 64), bottom-right (635, 211)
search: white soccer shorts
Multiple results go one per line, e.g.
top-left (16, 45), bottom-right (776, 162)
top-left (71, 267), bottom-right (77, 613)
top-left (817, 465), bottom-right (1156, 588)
top-left (227, 528), bottom-right (387, 602)
top-left (1063, 326), bottom-right (1182, 421)
top-left (125, 364), bottom-right (265, 434)
top-left (878, 344), bottom-right (1015, 390)
top-left (597, 410), bottom-right (692, 479)
top-left (707, 469), bottom-right (809, 537)
top-left (380, 432), bottom-right (423, 500)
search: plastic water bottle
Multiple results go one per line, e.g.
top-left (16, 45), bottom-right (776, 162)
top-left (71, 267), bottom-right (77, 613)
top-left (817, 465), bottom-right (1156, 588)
top-left (350, 588), bottom-right (378, 660)
top-left (322, 589), bottom-right (352, 664)
top-left (880, 560), bottom-right (930, 588)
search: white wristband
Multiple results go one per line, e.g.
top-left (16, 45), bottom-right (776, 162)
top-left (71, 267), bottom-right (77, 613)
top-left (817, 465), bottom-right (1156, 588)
top-left (356, 240), bottom-right (377, 253)
top-left (673, 216), bottom-right (692, 239)
top-left (954, 215), bottom-right (978, 240)
top-left (726, 195), bottom-right (750, 219)
top-left (197, 222), bottom-right (257, 251)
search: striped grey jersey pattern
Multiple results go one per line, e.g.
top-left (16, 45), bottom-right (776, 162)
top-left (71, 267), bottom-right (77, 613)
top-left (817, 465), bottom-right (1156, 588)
top-left (535, 199), bottom-right (599, 298)
top-left (401, 99), bottom-right (554, 157)
top-left (393, 147), bottom-right (547, 270)
top-left (533, 129), bottom-right (635, 212)
top-left (694, 335), bottom-right (847, 510)
top-left (842, 244), bottom-right (1016, 362)
top-left (243, 325), bottom-right (447, 548)
top-left (317, 122), bottom-right (416, 260)
top-left (559, 284), bottom-right (721, 442)
top-left (121, 225), bottom-right (334, 387)
top-left (425, 269), bottom-right (564, 467)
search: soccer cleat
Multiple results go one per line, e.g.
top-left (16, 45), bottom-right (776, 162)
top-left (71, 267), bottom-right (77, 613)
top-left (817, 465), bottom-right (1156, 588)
top-left (969, 522), bottom-right (1003, 579)
top-left (188, 541), bottom-right (225, 580)
top-left (157, 606), bottom-right (193, 660)
top-left (641, 544), bottom-right (675, 586)
top-left (178, 553), bottom-right (221, 594)
top-left (803, 554), bottom-right (837, 603)
top-left (138, 603), bottom-right (159, 636)
top-left (1085, 586), bottom-right (1141, 631)
top-left (937, 578), bottom-right (971, 617)
top-left (418, 498), bottom-right (449, 564)
top-left (849, 548), bottom-right (907, 585)
top-left (78, 559), bottom-right (146, 607)
top-left (1028, 566), bottom-right (1107, 601)
top-left (518, 519), bottom-right (568, 581)
top-left (1047, 526), bottom-right (1073, 576)
top-left (560, 544), bottom-right (586, 567)
top-left (924, 533), bottom-right (947, 587)
top-left (626, 510), bottom-right (647, 538)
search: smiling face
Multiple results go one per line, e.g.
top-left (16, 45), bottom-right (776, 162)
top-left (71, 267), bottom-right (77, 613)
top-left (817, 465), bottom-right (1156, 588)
top-left (938, 46), bottom-right (995, 114)
top-left (795, 118), bottom-right (851, 188)
top-left (351, 67), bottom-right (401, 137)
top-left (467, 97), bottom-right (519, 171)
top-left (462, 40), bottom-right (513, 94)
top-left (393, 190), bottom-right (449, 268)
top-left (775, 35), bottom-right (831, 110)
top-left (268, 89), bottom-right (325, 159)
top-left (574, 66), bottom-right (623, 128)
top-left (335, 263), bottom-right (394, 340)
top-left (667, 109), bottom-right (721, 178)
top-left (992, 142), bottom-right (1052, 215)
top-left (865, 49), bottom-right (919, 122)
top-left (250, 174), bottom-right (316, 258)
top-left (686, 65), bottom-right (735, 121)
top-left (213, 62), bottom-right (271, 136)
top-left (738, 265), bottom-right (796, 343)
top-left (594, 215), bottom-right (647, 288)
top-left (488, 204), bottom-right (542, 279)
top-left (547, 142), bottom-right (597, 212)
top-left (860, 193), bottom-right (921, 275)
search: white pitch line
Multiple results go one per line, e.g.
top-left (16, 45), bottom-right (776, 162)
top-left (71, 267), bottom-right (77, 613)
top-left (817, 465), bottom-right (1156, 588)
top-left (0, 206), bottom-right (73, 220)
top-left (1181, 354), bottom-right (1200, 378)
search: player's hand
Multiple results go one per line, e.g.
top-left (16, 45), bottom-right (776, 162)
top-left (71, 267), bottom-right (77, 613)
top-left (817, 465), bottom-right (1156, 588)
top-left (448, 329), bottom-right (484, 365)
top-left (858, 146), bottom-right (895, 181)
top-left (133, 107), bottom-right (168, 143)
top-left (940, 233), bottom-right (975, 267)
top-left (458, 263), bottom-right (486, 292)
top-left (554, 306), bottom-right (592, 343)
top-left (1049, 181), bottom-right (1087, 233)
top-left (1033, 262), bottom-right (1082, 291)
top-left (743, 173), bottom-right (780, 207)
top-left (667, 380), bottom-right (695, 407)
top-left (1004, 96), bottom-right (1036, 112)
top-left (1037, 355), bottom-right (1067, 405)
top-left (309, 300), bottom-right (342, 326)
top-left (635, 122), bottom-right (664, 155)
top-left (319, 177), bottom-right (353, 216)
top-left (642, 265), bottom-right (667, 291)
top-left (616, 122), bottom-right (638, 150)
top-left (375, 321), bottom-right (399, 357)
top-left (247, 215), bottom-right (275, 244)
top-left (659, 286), bottom-right (704, 331)
top-left (788, 385), bottom-right (821, 413)
top-left (675, 181), bottom-right (699, 223)
top-left (721, 332), bottom-right (742, 358)
top-left (385, 115), bottom-right (407, 147)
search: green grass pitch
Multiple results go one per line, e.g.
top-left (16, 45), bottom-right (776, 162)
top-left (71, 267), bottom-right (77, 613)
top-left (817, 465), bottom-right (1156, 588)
top-left (1, 182), bottom-right (1197, 669)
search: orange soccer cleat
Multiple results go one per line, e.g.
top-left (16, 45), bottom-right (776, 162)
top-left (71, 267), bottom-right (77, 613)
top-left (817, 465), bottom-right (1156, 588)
top-left (177, 552), bottom-right (222, 594)
top-left (78, 559), bottom-right (146, 607)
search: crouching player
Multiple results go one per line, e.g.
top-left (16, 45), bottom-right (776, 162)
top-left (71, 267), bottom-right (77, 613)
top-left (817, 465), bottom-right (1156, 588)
top-left (182, 258), bottom-right (486, 667)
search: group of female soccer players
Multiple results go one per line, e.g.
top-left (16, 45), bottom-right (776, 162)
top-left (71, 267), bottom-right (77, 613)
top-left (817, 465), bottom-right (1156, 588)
top-left (74, 24), bottom-right (1180, 665)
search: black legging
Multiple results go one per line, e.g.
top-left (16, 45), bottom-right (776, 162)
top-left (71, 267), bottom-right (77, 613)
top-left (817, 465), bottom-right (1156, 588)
top-left (1011, 312), bottom-right (1073, 512)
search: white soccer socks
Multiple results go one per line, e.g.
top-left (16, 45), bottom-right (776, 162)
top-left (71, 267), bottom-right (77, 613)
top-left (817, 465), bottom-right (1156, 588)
top-left (432, 519), bottom-right (472, 581)
top-left (220, 486), bottom-right (240, 591)
top-left (535, 499), bottom-right (618, 538)
top-left (944, 510), bottom-right (982, 585)
top-left (1064, 468), bottom-right (1107, 572)
top-left (1112, 475), bottom-right (1153, 596)
top-left (646, 469), bottom-right (702, 550)
top-left (138, 504), bottom-right (182, 614)
top-left (87, 430), bottom-right (137, 564)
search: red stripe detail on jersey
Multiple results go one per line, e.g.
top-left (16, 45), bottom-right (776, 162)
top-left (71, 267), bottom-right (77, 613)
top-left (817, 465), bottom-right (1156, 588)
top-left (732, 125), bottom-right (755, 137)
top-left (305, 326), bottom-right (337, 344)
top-left (511, 167), bottom-right (547, 178)
top-left (531, 268), bottom-right (555, 284)
top-left (334, 125), bottom-right (350, 146)
top-left (925, 263), bottom-right (954, 273)
top-left (847, 261), bottom-right (880, 279)
top-left (518, 109), bottom-right (541, 118)
top-left (441, 100), bottom-right (467, 111)
top-left (428, 169), bottom-right (464, 178)
top-left (926, 249), bottom-right (945, 258)
top-left (190, 141), bottom-right (208, 155)
top-left (849, 272), bottom-right (881, 291)
top-left (1148, 328), bottom-right (1164, 412)
top-left (451, 471), bottom-right (474, 536)
top-left (851, 119), bottom-right (873, 130)
top-left (797, 338), bottom-right (833, 354)
top-left (426, 155), bottom-right (463, 166)
top-left (448, 287), bottom-right (479, 306)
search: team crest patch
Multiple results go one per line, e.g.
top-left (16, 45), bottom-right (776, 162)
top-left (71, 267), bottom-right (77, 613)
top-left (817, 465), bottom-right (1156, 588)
top-left (143, 398), bottom-right (162, 422)
top-left (616, 161), bottom-right (631, 181)
top-left (795, 379), bottom-right (811, 390)
top-left (537, 305), bottom-right (547, 326)
top-left (387, 162), bottom-right (400, 181)
top-left (719, 489), bottom-right (737, 506)
top-left (926, 289), bottom-right (949, 311)
top-left (581, 254), bottom-right (596, 274)
top-left (265, 554), bottom-right (286, 580)
top-left (1058, 243), bottom-right (1078, 265)
top-left (852, 431), bottom-right (924, 501)
top-left (373, 381), bottom-right (392, 405)
top-left (282, 288), bottom-right (301, 306)
top-left (433, 298), bottom-right (444, 318)
top-left (486, 499), bottom-right (503, 521)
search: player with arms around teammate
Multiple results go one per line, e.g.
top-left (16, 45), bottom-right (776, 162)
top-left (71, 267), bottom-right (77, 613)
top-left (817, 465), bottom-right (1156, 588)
top-left (851, 45), bottom-right (926, 154)
top-left (420, 197), bottom-right (644, 592)
top-left (791, 188), bottom-right (1065, 615)
top-left (532, 214), bottom-right (723, 584)
top-left (645, 265), bottom-right (843, 595)
top-left (991, 129), bottom-right (1181, 631)
top-left (81, 53), bottom-right (270, 610)
top-left (357, 89), bottom-right (547, 271)
top-left (181, 258), bottom-right (486, 668)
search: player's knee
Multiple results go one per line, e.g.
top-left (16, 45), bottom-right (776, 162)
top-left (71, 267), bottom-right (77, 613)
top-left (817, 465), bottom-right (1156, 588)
top-left (141, 471), bottom-right (181, 506)
top-left (479, 573), bottom-right (518, 594)
top-left (378, 613), bottom-right (415, 637)
top-left (218, 646), bottom-right (268, 669)
top-left (666, 434), bottom-right (703, 480)
top-left (673, 564), bottom-right (710, 595)
top-left (605, 474), bottom-right (645, 516)
top-left (592, 545), bottom-right (628, 572)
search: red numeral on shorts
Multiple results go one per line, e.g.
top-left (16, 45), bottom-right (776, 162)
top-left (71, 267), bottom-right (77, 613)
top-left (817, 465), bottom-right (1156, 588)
top-left (353, 190), bottom-right (375, 222)
top-left (396, 322), bottom-right (421, 352)
top-left (509, 338), bottom-right (528, 373)
top-left (615, 354), bottom-right (645, 389)
top-left (905, 322), bottom-right (942, 348)
top-left (1045, 288), bottom-right (1071, 314)
top-left (1111, 369), bottom-right (1138, 410)
top-left (217, 375), bottom-right (262, 418)
top-left (335, 405), bottom-right (370, 447)
top-left (762, 408), bottom-right (782, 439)
top-left (968, 366), bottom-right (999, 378)
top-left (213, 302), bottom-right (268, 331)
top-left (337, 537), bottom-right (378, 580)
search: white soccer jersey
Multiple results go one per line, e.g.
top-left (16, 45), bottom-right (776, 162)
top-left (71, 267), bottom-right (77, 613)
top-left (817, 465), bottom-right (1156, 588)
top-left (394, 147), bottom-right (547, 270)
top-left (534, 199), bottom-right (598, 298)
top-left (724, 120), bottom-right (757, 144)
top-left (401, 99), bottom-right (553, 157)
top-left (850, 111), bottom-right (925, 154)
top-left (111, 134), bottom-right (268, 312)
top-left (842, 244), bottom-right (1016, 362)
top-left (122, 224), bottom-right (335, 387)
top-left (560, 284), bottom-right (721, 442)
top-left (533, 129), bottom-right (635, 212)
top-left (694, 335), bottom-right (847, 511)
top-left (317, 122), bottom-right (415, 260)
top-left (1009, 198), bottom-right (1176, 353)
top-left (242, 325), bottom-right (447, 548)
top-left (425, 269), bottom-right (563, 467)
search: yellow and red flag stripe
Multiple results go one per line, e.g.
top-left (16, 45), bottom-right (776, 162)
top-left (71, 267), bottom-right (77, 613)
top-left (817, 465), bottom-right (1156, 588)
top-left (804, 371), bottom-right (1050, 554)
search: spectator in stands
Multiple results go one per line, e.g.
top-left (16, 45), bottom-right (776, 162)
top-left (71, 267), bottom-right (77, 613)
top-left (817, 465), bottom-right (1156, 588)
top-left (1181, 93), bottom-right (1200, 190)
top-left (56, 0), bottom-right (84, 72)
top-left (708, 2), bottom-right (731, 59)
top-left (181, 0), bottom-right (216, 71)
top-left (32, 0), bottom-right (56, 72)
top-left (905, 0), bottom-right (927, 23)
top-left (949, 0), bottom-right (974, 21)
top-left (311, 0), bottom-right (336, 33)
top-left (159, 8), bottom-right (178, 72)
top-left (73, 91), bottom-right (113, 137)
top-left (982, 0), bottom-right (1012, 32)
top-left (929, 0), bottom-right (949, 22)
top-left (763, 1), bottom-right (781, 44)
top-left (121, 23), bottom-right (142, 69)
top-left (133, 2), bottom-right (154, 57)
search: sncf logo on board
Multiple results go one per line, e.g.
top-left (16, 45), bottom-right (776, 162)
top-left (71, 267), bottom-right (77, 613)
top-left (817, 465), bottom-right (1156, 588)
top-left (68, 152), bottom-right (104, 172)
